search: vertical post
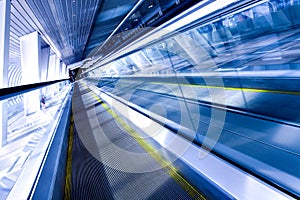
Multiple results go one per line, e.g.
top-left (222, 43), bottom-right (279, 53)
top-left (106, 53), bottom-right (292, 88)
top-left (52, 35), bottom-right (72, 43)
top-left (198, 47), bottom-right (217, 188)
top-left (62, 63), bottom-right (66, 79)
top-left (0, 0), bottom-right (10, 148)
top-left (48, 53), bottom-right (56, 81)
top-left (47, 53), bottom-right (56, 98)
top-left (40, 46), bottom-right (50, 97)
top-left (40, 46), bottom-right (50, 82)
top-left (54, 57), bottom-right (60, 94)
top-left (59, 60), bottom-right (63, 79)
top-left (20, 31), bottom-right (41, 115)
top-left (55, 56), bottom-right (60, 80)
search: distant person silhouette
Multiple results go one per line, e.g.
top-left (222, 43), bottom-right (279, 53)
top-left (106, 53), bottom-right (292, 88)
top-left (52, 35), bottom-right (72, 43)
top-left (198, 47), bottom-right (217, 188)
top-left (41, 95), bottom-right (46, 111)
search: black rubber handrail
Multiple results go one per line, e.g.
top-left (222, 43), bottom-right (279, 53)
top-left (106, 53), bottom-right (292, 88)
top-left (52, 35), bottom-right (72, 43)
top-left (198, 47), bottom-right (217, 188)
top-left (0, 79), bottom-right (69, 101)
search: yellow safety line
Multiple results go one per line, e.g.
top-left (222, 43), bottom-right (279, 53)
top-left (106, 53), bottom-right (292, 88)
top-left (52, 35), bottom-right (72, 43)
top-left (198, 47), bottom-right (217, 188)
top-left (150, 82), bottom-right (300, 96)
top-left (64, 114), bottom-right (74, 200)
top-left (88, 88), bottom-right (205, 200)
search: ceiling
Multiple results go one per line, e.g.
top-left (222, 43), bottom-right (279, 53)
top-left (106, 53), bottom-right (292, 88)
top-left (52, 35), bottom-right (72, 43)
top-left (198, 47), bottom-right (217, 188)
top-left (9, 0), bottom-right (138, 66)
top-left (9, 0), bottom-right (196, 68)
top-left (84, 0), bottom-right (138, 58)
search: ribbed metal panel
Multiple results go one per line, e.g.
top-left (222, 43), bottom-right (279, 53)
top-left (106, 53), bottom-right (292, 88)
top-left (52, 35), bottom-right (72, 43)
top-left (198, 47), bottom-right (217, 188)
top-left (84, 1), bottom-right (138, 57)
top-left (9, 0), bottom-right (103, 65)
top-left (8, 0), bottom-right (154, 71)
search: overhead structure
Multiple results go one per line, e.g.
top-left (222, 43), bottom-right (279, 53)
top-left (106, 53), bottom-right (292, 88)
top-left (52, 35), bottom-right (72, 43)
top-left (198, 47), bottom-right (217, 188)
top-left (9, 0), bottom-right (140, 66)
top-left (8, 0), bottom-right (198, 74)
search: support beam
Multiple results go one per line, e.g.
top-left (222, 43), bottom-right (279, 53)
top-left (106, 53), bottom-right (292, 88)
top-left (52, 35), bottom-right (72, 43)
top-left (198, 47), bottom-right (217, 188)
top-left (0, 0), bottom-right (10, 148)
top-left (47, 53), bottom-right (57, 98)
top-left (20, 31), bottom-right (41, 84)
top-left (55, 56), bottom-right (61, 79)
top-left (54, 57), bottom-right (61, 94)
top-left (59, 61), bottom-right (62, 79)
top-left (48, 53), bottom-right (56, 81)
top-left (40, 46), bottom-right (50, 82)
top-left (20, 32), bottom-right (41, 115)
top-left (62, 63), bottom-right (67, 79)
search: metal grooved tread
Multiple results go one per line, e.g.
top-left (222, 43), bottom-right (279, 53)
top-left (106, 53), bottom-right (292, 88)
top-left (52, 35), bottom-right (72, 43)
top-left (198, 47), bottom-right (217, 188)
top-left (69, 85), bottom-right (196, 200)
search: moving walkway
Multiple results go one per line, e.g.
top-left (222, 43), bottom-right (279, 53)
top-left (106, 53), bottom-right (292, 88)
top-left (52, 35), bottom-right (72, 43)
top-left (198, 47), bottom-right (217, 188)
top-left (1, 0), bottom-right (300, 199)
